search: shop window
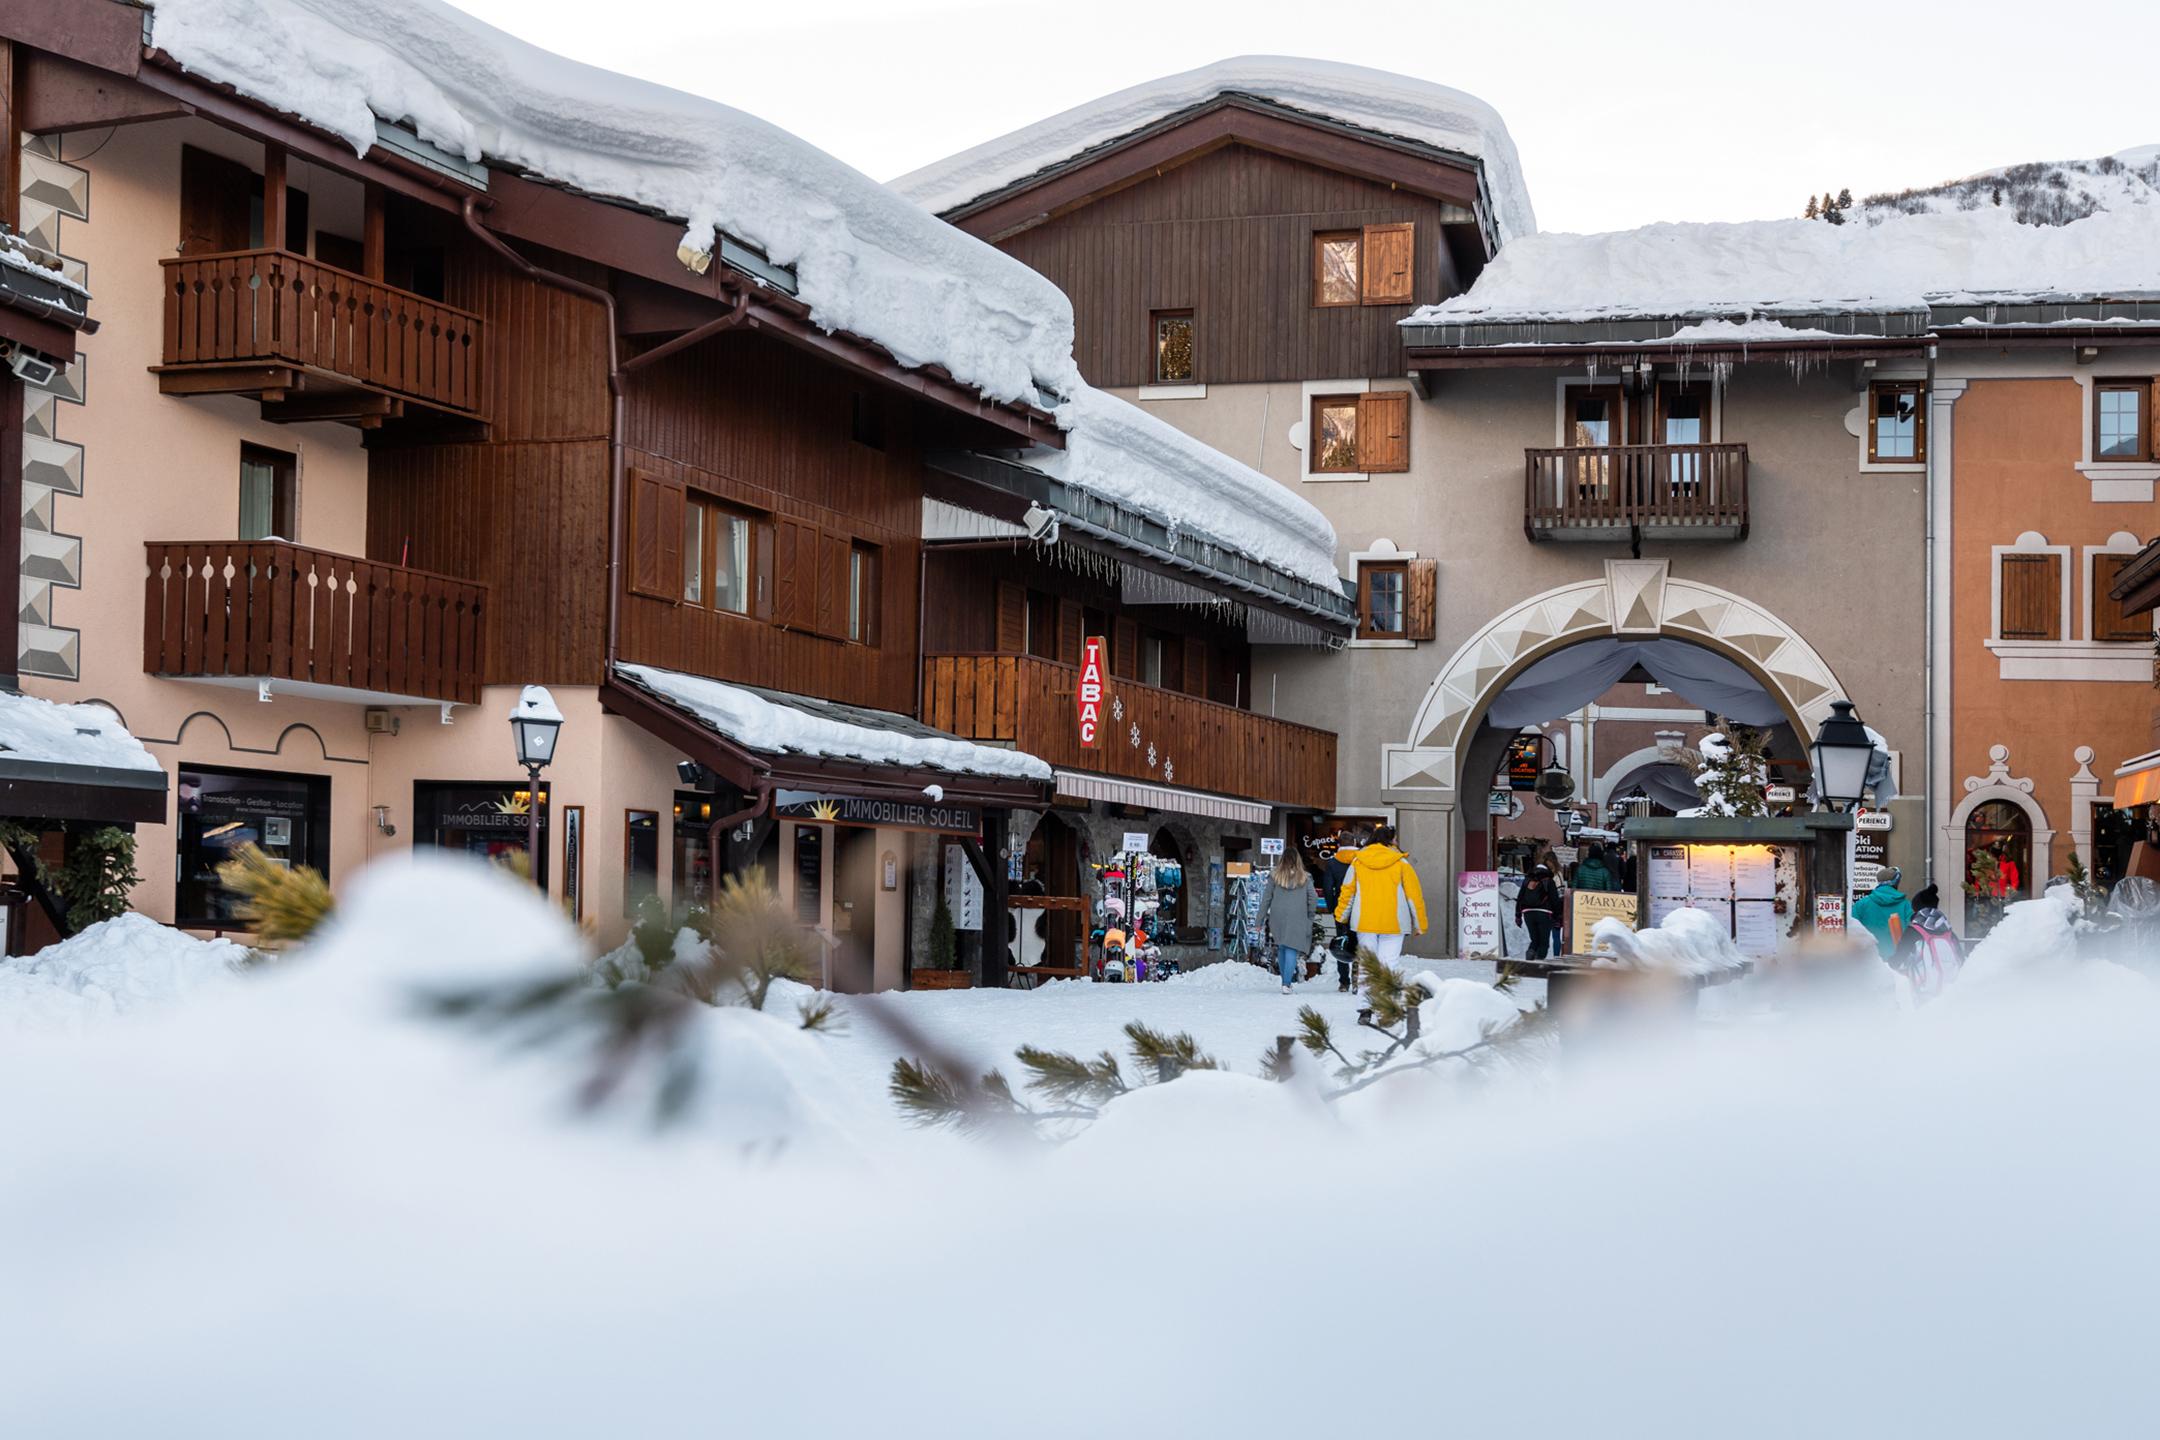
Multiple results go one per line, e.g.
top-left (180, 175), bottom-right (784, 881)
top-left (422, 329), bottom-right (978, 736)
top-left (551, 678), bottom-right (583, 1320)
top-left (672, 791), bottom-right (717, 916)
top-left (238, 444), bottom-right (296, 541)
top-left (623, 809), bottom-right (659, 919)
top-left (1868, 381), bottom-right (1926, 463)
top-left (2094, 381), bottom-right (2152, 462)
top-left (1359, 561), bottom-right (1408, 640)
top-left (1152, 309), bottom-right (1195, 384)
top-left (1963, 799), bottom-right (2030, 937)
top-left (176, 765), bottom-right (330, 928)
top-left (413, 780), bottom-right (548, 886)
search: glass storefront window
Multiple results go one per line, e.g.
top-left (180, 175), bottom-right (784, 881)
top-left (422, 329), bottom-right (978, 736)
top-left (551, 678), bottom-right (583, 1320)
top-left (176, 766), bottom-right (330, 928)
top-left (413, 780), bottom-right (549, 885)
top-left (672, 790), bottom-right (717, 917)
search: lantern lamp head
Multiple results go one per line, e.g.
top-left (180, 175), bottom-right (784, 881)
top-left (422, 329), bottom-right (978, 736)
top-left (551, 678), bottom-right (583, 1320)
top-left (1809, 700), bottom-right (1874, 812)
top-left (511, 685), bottom-right (564, 771)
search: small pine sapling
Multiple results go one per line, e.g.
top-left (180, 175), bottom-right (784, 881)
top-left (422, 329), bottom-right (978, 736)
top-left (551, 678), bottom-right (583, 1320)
top-left (215, 841), bottom-right (333, 947)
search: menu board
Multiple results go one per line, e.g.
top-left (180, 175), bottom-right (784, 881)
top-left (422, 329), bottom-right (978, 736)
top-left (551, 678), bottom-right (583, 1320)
top-left (1647, 893), bottom-right (1689, 927)
top-left (1734, 847), bottom-right (1778, 900)
top-left (1688, 897), bottom-right (1734, 935)
top-left (1647, 846), bottom-right (1690, 899)
top-left (1689, 848), bottom-right (1732, 899)
top-left (1734, 899), bottom-right (1781, 957)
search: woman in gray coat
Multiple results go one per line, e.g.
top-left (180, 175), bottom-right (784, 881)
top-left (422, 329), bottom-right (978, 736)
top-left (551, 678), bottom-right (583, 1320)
top-left (1262, 849), bottom-right (1320, 993)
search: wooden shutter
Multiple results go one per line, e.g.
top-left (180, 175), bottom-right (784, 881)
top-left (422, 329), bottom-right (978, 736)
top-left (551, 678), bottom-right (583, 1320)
top-left (179, 145), bottom-right (253, 256)
top-left (2095, 553), bottom-right (2150, 642)
top-left (1183, 636), bottom-right (1209, 697)
top-left (773, 516), bottom-right (821, 630)
top-left (814, 530), bottom-right (849, 639)
top-left (1358, 391), bottom-right (1411, 473)
top-left (1057, 598), bottom-right (1084, 666)
top-left (1999, 553), bottom-right (2061, 640)
top-left (626, 468), bottom-right (683, 601)
top-left (1361, 223), bottom-right (1415, 304)
top-left (1113, 617), bottom-right (1140, 681)
top-left (995, 581), bottom-right (1027, 653)
top-left (1406, 558), bottom-right (1438, 642)
top-left (753, 521), bottom-right (775, 620)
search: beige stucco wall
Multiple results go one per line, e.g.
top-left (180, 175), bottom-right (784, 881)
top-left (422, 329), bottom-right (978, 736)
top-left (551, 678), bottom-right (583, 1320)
top-left (1119, 362), bottom-right (1930, 950)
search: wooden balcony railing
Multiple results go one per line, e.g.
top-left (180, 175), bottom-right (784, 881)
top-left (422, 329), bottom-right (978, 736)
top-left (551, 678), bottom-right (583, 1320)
top-left (1525, 443), bottom-right (1749, 541)
top-left (145, 541), bottom-right (487, 706)
top-left (923, 652), bottom-right (1336, 812)
top-left (160, 249), bottom-right (485, 416)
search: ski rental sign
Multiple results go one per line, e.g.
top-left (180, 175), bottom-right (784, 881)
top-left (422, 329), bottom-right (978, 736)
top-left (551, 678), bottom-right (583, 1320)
top-left (1077, 636), bottom-right (1106, 748)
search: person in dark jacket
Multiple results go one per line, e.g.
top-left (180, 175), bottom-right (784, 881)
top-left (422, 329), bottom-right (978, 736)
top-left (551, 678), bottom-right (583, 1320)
top-left (1515, 864), bottom-right (1562, 961)
top-left (1572, 843), bottom-right (1619, 893)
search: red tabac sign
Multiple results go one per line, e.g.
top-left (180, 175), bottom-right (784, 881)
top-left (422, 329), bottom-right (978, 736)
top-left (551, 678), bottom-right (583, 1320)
top-left (1077, 635), bottom-right (1106, 748)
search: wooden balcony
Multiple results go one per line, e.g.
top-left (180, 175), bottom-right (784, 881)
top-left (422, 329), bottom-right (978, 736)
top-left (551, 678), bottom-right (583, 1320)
top-left (1525, 443), bottom-right (1749, 542)
top-left (923, 652), bottom-right (1336, 812)
top-left (145, 541), bottom-right (487, 707)
top-left (157, 249), bottom-right (485, 423)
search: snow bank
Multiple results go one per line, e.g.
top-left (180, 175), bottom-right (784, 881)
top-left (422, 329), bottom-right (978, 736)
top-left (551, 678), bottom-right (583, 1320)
top-left (0, 689), bottom-right (162, 772)
top-left (1410, 973), bottom-right (1532, 1052)
top-left (0, 913), bottom-right (246, 1030)
top-left (147, 0), bottom-right (1082, 408)
top-left (1418, 203), bottom-right (2160, 325)
top-left (616, 664), bottom-right (1052, 782)
top-left (1040, 385), bottom-right (1340, 591)
top-left (892, 55), bottom-right (1536, 244)
top-left (1592, 906), bottom-right (1747, 978)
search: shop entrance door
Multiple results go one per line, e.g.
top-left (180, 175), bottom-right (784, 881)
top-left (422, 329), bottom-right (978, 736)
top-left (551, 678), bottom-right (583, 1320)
top-left (833, 825), bottom-right (879, 993)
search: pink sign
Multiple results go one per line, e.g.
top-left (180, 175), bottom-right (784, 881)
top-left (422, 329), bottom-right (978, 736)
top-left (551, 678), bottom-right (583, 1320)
top-left (1076, 636), bottom-right (1105, 749)
top-left (1814, 894), bottom-right (1847, 933)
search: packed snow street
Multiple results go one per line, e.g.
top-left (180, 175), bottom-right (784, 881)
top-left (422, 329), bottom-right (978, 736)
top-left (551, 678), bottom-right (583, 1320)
top-left (3, 0), bottom-right (2159, 1434)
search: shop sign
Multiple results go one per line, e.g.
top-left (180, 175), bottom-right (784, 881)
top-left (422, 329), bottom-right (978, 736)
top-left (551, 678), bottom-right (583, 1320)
top-left (1506, 734), bottom-right (1550, 791)
top-left (1764, 784), bottom-right (1796, 804)
top-left (1077, 636), bottom-right (1107, 749)
top-left (1457, 871), bottom-right (1501, 957)
top-left (1488, 789), bottom-right (1513, 816)
top-left (1814, 894), bottom-right (1847, 933)
top-left (1570, 891), bottom-right (1638, 956)
top-left (1855, 809), bottom-right (1893, 832)
top-left (775, 789), bottom-right (980, 836)
top-left (1121, 831), bottom-right (1150, 854)
top-left (1259, 837), bottom-right (1285, 857)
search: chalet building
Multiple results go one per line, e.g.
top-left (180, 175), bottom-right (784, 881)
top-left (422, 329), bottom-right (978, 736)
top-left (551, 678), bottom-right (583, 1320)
top-left (906, 61), bottom-right (2160, 948)
top-left (0, 3), bottom-right (1348, 980)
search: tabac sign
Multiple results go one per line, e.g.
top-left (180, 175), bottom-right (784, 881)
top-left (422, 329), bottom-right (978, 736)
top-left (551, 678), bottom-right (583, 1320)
top-left (774, 790), bottom-right (981, 836)
top-left (1077, 635), bottom-right (1107, 749)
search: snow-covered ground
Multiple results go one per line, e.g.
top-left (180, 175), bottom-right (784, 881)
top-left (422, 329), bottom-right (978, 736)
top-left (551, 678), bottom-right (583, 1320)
top-left (4, 856), bottom-right (2156, 1437)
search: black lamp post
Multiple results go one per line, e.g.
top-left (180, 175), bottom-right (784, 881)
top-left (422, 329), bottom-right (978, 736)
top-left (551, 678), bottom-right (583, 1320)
top-left (1809, 700), bottom-right (1875, 814)
top-left (510, 685), bottom-right (563, 887)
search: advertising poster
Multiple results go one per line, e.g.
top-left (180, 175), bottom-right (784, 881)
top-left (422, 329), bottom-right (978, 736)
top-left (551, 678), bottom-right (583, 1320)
top-left (1570, 890), bottom-right (1639, 956)
top-left (1457, 871), bottom-right (1502, 957)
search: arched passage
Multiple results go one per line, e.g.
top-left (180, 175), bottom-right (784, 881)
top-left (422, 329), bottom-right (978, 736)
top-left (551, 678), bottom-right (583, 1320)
top-left (1944, 745), bottom-right (2051, 937)
top-left (1380, 561), bottom-right (1858, 948)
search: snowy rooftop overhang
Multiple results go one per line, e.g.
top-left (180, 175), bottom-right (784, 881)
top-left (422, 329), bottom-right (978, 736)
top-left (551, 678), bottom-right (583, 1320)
top-left (606, 665), bottom-right (1052, 808)
top-left (0, 692), bottom-right (167, 825)
top-left (0, 232), bottom-right (97, 365)
top-left (1405, 197), bottom-right (2160, 363)
top-left (146, 0), bottom-right (1087, 413)
top-left (890, 56), bottom-right (1536, 251)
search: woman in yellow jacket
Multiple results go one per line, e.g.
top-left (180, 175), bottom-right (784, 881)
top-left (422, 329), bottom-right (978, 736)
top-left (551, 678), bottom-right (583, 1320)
top-left (1333, 824), bottom-right (1428, 968)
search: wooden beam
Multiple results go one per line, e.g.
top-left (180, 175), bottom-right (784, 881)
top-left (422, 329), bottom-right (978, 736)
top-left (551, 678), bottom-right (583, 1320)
top-left (18, 50), bottom-right (189, 135)
top-left (262, 392), bottom-right (403, 425)
top-left (0, 374), bottom-right (21, 693)
top-left (261, 142), bottom-right (287, 253)
top-left (362, 181), bottom-right (385, 280)
top-left (153, 364), bottom-right (296, 396)
top-left (0, 0), bottom-right (145, 77)
top-left (0, 39), bottom-right (17, 235)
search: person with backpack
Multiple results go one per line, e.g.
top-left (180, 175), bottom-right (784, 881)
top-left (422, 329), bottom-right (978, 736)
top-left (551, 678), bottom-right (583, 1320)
top-left (1515, 863), bottom-right (1562, 961)
top-left (1262, 848), bottom-right (1320, 994)
top-left (1334, 823), bottom-right (1428, 968)
top-left (1897, 883), bottom-right (1963, 1000)
top-left (1852, 866), bottom-right (1915, 960)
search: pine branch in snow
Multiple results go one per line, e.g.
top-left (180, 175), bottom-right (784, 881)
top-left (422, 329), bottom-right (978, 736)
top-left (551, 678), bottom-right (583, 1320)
top-left (1122, 1020), bottom-right (1218, 1079)
top-left (214, 842), bottom-right (333, 946)
top-left (1015, 1046), bottom-right (1128, 1106)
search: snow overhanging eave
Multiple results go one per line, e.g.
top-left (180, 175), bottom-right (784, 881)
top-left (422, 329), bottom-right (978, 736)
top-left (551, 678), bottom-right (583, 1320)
top-left (924, 448), bottom-right (1356, 635)
top-left (1402, 306), bottom-right (1929, 360)
top-left (1930, 294), bottom-right (2160, 335)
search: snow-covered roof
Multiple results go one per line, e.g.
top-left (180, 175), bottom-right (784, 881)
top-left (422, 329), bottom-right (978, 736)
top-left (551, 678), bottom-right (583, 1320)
top-left (0, 691), bottom-right (162, 774)
top-left (1037, 387), bottom-right (1340, 593)
top-left (1416, 158), bottom-right (2160, 328)
top-left (890, 56), bottom-right (1536, 245)
top-left (147, 0), bottom-right (1083, 409)
top-left (616, 665), bottom-right (1053, 784)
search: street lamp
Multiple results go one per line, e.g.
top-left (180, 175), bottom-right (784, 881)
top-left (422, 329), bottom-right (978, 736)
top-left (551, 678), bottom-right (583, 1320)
top-left (510, 685), bottom-right (563, 887)
top-left (1809, 699), bottom-right (1874, 813)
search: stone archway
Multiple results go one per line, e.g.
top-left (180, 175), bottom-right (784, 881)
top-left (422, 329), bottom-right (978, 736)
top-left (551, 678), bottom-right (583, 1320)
top-left (1942, 745), bottom-right (2052, 934)
top-left (1384, 559), bottom-right (1853, 798)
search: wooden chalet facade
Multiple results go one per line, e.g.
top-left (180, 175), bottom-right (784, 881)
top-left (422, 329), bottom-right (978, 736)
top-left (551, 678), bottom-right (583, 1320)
top-left (0, 3), bottom-right (1354, 980)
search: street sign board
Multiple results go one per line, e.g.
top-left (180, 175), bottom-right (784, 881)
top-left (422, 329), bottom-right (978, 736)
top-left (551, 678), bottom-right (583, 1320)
top-left (1121, 831), bottom-right (1149, 854)
top-left (1076, 636), bottom-right (1106, 749)
top-left (1855, 809), bottom-right (1893, 832)
top-left (1259, 837), bottom-right (1285, 856)
top-left (1457, 871), bottom-right (1501, 956)
top-left (1764, 784), bottom-right (1796, 804)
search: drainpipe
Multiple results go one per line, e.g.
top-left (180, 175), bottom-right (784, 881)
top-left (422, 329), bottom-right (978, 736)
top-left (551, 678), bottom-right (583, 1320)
top-left (459, 199), bottom-right (750, 678)
top-left (708, 784), bottom-right (772, 877)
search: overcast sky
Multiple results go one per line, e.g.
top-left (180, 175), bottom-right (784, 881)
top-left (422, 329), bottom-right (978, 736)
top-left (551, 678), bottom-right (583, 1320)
top-left (456, 0), bottom-right (2153, 235)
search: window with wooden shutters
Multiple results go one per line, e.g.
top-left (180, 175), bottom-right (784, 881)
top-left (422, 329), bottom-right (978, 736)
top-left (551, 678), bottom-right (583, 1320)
top-left (626, 468), bottom-right (684, 601)
top-left (1406, 558), bottom-right (1438, 642)
top-left (815, 530), bottom-right (850, 639)
top-left (1359, 562), bottom-right (1409, 640)
top-left (1868, 382), bottom-right (1926, 463)
top-left (772, 515), bottom-right (821, 630)
top-left (2094, 381), bottom-right (2152, 462)
top-left (2093, 552), bottom-right (2149, 642)
top-left (995, 581), bottom-right (1028, 653)
top-left (1113, 617), bottom-right (1140, 681)
top-left (1361, 223), bottom-right (1415, 305)
top-left (1998, 553), bottom-right (2062, 641)
top-left (179, 145), bottom-right (254, 256)
top-left (1313, 232), bottom-right (1361, 307)
top-left (1358, 391), bottom-right (1411, 472)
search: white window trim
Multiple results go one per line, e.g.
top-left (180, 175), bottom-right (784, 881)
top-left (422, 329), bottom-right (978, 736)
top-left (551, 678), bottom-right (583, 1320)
top-left (1296, 378), bottom-right (1412, 483)
top-left (1136, 383), bottom-right (1208, 401)
top-left (1552, 372), bottom-right (1724, 450)
top-left (2073, 373), bottom-right (2159, 500)
top-left (1989, 532), bottom-right (2072, 644)
top-left (1349, 542), bottom-right (1416, 649)
top-left (1983, 531), bottom-right (2152, 680)
top-left (2084, 531), bottom-right (2154, 643)
top-left (1856, 371), bottom-right (1928, 474)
